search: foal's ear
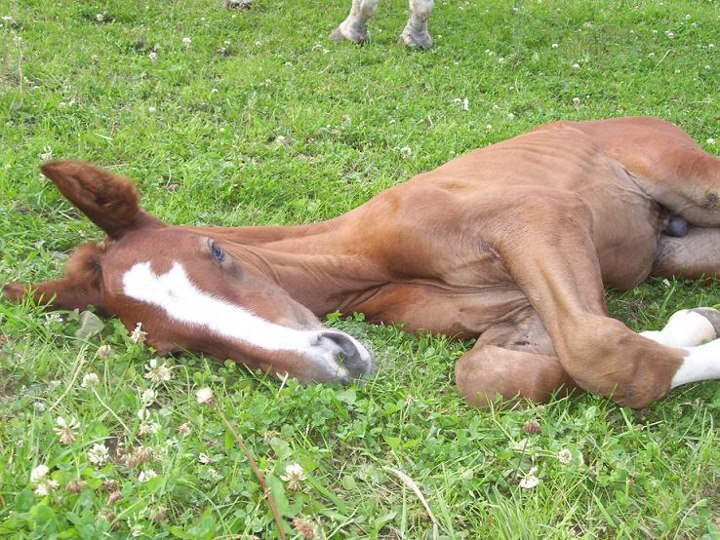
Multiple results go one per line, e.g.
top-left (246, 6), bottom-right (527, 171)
top-left (41, 161), bottom-right (165, 239)
top-left (3, 244), bottom-right (107, 314)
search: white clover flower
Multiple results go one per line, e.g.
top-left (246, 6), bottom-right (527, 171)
top-left (129, 322), bottom-right (147, 344)
top-left (519, 466), bottom-right (539, 489)
top-left (139, 422), bottom-right (160, 437)
top-left (53, 416), bottom-right (80, 445)
top-left (30, 464), bottom-right (50, 484)
top-left (145, 358), bottom-right (172, 383)
top-left (198, 453), bottom-right (211, 465)
top-left (138, 469), bottom-right (158, 482)
top-left (34, 478), bottom-right (59, 496)
top-left (281, 463), bottom-right (307, 491)
top-left (196, 387), bottom-right (214, 404)
top-left (557, 448), bottom-right (573, 464)
top-left (551, 43), bottom-right (558, 49)
top-left (205, 467), bottom-right (222, 482)
top-left (182, 37), bottom-right (192, 46)
top-left (149, 50), bottom-right (158, 61)
top-left (137, 408), bottom-right (151, 421)
top-left (97, 344), bottom-right (113, 358)
top-left (707, 138), bottom-right (716, 145)
top-left (30, 465), bottom-right (58, 496)
top-left (177, 422), bottom-right (191, 436)
top-left (44, 313), bottom-right (63, 327)
top-left (141, 389), bottom-right (157, 406)
top-left (96, 13), bottom-right (104, 22)
top-left (82, 373), bottom-right (100, 388)
top-left (87, 443), bottom-right (110, 466)
top-left (399, 146), bottom-right (412, 158)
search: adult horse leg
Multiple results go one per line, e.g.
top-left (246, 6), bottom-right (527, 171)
top-left (225, 0), bottom-right (253, 10)
top-left (330, 0), bottom-right (379, 44)
top-left (399, 0), bottom-right (433, 49)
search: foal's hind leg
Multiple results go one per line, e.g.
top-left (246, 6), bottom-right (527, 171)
top-left (653, 227), bottom-right (720, 280)
top-left (640, 308), bottom-right (720, 347)
top-left (640, 307), bottom-right (720, 388)
top-left (456, 313), bottom-right (578, 406)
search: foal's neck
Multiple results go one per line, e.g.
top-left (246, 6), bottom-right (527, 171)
top-left (186, 220), bottom-right (387, 315)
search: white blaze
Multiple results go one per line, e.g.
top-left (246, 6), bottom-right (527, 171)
top-left (122, 261), bottom-right (315, 353)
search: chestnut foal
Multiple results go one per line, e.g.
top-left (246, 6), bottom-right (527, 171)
top-left (6, 117), bottom-right (720, 408)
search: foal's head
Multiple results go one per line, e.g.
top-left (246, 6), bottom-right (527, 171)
top-left (3, 161), bottom-right (374, 384)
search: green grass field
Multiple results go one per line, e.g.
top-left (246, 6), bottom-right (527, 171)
top-left (1, 0), bottom-right (719, 538)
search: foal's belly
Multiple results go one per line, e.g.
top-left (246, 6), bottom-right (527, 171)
top-left (342, 282), bottom-right (532, 338)
top-left (591, 203), bottom-right (662, 289)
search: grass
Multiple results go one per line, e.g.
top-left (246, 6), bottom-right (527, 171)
top-left (1, 0), bottom-right (719, 537)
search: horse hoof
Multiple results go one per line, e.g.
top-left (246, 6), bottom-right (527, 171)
top-left (399, 28), bottom-right (432, 49)
top-left (329, 25), bottom-right (369, 45)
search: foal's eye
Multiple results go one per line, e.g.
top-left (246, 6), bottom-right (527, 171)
top-left (210, 241), bottom-right (225, 263)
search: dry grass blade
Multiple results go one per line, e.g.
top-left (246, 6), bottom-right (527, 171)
top-left (384, 466), bottom-right (439, 539)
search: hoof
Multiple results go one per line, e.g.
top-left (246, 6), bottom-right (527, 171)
top-left (399, 28), bottom-right (433, 49)
top-left (225, 0), bottom-right (252, 10)
top-left (329, 24), bottom-right (369, 45)
top-left (688, 307), bottom-right (720, 336)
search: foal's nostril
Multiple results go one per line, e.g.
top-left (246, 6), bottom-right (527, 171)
top-left (318, 330), bottom-right (375, 378)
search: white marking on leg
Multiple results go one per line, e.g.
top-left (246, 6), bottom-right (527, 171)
top-left (640, 309), bottom-right (716, 347)
top-left (672, 338), bottom-right (720, 387)
top-left (122, 262), bottom-right (354, 378)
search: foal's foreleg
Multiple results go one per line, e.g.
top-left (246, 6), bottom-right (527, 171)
top-left (488, 194), bottom-right (687, 408)
top-left (330, 0), bottom-right (379, 44)
top-left (399, 0), bottom-right (434, 49)
top-left (456, 314), bottom-right (578, 406)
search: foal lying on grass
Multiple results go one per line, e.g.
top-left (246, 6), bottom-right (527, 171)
top-left (5, 117), bottom-right (720, 408)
